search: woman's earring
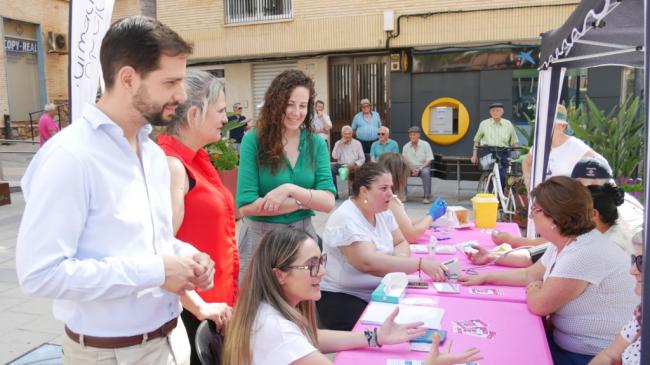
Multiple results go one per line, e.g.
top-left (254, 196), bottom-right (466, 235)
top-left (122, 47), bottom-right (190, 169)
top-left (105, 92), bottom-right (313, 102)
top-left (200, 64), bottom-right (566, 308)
top-left (551, 225), bottom-right (556, 230)
top-left (363, 199), bottom-right (368, 204)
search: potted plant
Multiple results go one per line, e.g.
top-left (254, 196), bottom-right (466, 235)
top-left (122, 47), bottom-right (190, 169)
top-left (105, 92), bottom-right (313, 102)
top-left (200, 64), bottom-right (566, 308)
top-left (205, 119), bottom-right (248, 217)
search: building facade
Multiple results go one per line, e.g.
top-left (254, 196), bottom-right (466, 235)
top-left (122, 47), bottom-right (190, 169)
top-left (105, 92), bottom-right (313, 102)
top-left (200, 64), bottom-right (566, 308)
top-left (154, 0), bottom-right (587, 154)
top-left (1, 0), bottom-right (630, 148)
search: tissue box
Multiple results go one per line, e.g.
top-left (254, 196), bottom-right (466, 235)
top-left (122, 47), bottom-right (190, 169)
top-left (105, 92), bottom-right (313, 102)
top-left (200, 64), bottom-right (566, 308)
top-left (371, 283), bottom-right (406, 304)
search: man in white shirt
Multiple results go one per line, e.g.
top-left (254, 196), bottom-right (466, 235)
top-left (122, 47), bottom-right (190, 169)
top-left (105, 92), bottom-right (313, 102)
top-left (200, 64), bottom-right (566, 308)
top-left (331, 125), bottom-right (365, 199)
top-left (402, 126), bottom-right (434, 203)
top-left (312, 99), bottom-right (332, 147)
top-left (15, 16), bottom-right (214, 365)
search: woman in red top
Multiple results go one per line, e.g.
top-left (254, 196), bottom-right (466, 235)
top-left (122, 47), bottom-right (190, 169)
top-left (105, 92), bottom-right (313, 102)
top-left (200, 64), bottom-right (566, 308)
top-left (158, 70), bottom-right (238, 365)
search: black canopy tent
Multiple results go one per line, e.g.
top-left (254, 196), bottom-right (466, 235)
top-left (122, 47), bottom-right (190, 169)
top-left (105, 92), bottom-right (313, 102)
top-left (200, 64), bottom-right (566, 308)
top-left (532, 0), bottom-right (648, 361)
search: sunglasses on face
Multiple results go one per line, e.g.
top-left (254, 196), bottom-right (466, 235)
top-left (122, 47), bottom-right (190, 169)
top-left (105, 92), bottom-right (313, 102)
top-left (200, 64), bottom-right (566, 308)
top-left (284, 254), bottom-right (327, 277)
top-left (377, 132), bottom-right (386, 136)
top-left (631, 254), bottom-right (643, 272)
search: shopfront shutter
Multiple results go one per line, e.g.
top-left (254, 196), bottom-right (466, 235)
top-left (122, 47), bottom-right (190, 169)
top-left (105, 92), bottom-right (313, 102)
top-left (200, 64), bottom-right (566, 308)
top-left (252, 62), bottom-right (298, 118)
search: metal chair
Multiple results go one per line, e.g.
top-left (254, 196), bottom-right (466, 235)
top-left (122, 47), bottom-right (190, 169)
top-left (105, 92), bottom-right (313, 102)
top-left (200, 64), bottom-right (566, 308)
top-left (195, 320), bottom-right (224, 365)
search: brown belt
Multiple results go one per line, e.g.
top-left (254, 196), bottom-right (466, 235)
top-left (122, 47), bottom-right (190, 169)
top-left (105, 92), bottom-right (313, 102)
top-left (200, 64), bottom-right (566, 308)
top-left (65, 317), bottom-right (178, 349)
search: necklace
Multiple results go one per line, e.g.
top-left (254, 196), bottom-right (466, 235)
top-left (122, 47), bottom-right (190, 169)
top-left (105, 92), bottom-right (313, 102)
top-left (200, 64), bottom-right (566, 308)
top-left (549, 236), bottom-right (576, 275)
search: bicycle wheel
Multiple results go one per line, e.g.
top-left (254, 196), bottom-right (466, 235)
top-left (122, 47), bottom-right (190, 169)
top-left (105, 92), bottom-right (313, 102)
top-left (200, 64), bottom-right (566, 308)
top-left (476, 172), bottom-right (490, 193)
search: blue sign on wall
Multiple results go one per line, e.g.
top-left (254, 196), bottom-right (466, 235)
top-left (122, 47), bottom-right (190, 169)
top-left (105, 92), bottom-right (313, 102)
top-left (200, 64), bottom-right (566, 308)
top-left (4, 37), bottom-right (38, 53)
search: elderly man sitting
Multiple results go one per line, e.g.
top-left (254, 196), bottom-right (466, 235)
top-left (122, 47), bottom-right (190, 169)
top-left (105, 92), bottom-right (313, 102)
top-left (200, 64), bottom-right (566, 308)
top-left (402, 126), bottom-right (434, 203)
top-left (370, 126), bottom-right (399, 162)
top-left (331, 125), bottom-right (365, 199)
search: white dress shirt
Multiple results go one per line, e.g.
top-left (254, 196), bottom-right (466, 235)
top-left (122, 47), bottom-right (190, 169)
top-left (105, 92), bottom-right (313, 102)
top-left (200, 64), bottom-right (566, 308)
top-left (16, 104), bottom-right (197, 337)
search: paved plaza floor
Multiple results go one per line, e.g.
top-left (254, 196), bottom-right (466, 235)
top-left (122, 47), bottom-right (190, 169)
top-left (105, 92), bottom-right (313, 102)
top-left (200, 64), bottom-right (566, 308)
top-left (0, 144), bottom-right (478, 363)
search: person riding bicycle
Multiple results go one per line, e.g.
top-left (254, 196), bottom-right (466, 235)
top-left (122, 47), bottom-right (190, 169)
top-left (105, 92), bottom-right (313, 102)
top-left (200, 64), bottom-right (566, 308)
top-left (470, 102), bottom-right (519, 187)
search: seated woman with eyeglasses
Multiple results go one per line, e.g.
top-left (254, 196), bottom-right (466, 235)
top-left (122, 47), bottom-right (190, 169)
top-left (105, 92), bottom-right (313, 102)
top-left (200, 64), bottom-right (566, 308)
top-left (222, 228), bottom-right (482, 365)
top-left (589, 230), bottom-right (644, 365)
top-left (459, 176), bottom-right (637, 365)
top-left (467, 182), bottom-right (635, 268)
top-left (317, 162), bottom-right (448, 332)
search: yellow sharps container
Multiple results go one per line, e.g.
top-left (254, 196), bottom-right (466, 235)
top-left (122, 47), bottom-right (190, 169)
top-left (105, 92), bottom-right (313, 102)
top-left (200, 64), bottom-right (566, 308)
top-left (471, 193), bottom-right (499, 228)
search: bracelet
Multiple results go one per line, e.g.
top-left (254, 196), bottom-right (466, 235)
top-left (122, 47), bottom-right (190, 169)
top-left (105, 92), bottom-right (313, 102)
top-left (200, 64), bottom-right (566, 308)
top-left (363, 328), bottom-right (382, 348)
top-left (363, 329), bottom-right (375, 347)
top-left (306, 189), bottom-right (313, 206)
top-left (373, 328), bottom-right (383, 348)
top-left (417, 258), bottom-right (423, 279)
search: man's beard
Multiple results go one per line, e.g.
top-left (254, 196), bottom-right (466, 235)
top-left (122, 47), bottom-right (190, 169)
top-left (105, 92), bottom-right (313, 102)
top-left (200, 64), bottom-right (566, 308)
top-left (133, 85), bottom-right (178, 126)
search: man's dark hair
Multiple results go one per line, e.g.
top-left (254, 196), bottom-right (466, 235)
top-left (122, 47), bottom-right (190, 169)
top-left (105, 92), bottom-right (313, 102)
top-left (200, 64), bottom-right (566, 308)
top-left (100, 16), bottom-right (193, 90)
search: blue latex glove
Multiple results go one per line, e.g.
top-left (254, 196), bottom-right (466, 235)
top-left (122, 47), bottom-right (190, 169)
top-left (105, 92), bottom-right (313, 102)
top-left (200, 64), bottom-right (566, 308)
top-left (427, 198), bottom-right (447, 220)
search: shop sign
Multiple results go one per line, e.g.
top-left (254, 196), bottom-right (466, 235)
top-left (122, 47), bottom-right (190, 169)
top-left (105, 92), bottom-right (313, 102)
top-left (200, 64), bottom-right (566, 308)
top-left (4, 37), bottom-right (38, 53)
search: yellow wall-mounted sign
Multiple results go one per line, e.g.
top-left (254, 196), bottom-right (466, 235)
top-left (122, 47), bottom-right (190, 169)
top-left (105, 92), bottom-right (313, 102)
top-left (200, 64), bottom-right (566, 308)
top-left (421, 97), bottom-right (470, 145)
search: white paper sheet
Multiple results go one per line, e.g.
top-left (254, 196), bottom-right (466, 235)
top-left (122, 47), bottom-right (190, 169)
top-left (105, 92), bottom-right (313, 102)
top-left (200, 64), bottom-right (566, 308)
top-left (360, 302), bottom-right (444, 329)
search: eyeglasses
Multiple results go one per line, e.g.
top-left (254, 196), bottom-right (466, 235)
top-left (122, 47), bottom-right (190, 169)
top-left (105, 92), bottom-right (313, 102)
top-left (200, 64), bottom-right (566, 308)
top-left (377, 132), bottom-right (386, 136)
top-left (631, 254), bottom-right (643, 272)
top-left (284, 254), bottom-right (327, 277)
top-left (528, 202), bottom-right (545, 219)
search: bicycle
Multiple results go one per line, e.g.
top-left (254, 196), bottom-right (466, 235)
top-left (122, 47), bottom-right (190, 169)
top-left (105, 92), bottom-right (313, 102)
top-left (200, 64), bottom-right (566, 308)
top-left (475, 146), bottom-right (523, 220)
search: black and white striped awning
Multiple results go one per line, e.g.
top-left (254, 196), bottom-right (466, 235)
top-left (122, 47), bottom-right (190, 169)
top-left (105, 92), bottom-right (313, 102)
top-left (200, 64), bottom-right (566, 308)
top-left (539, 0), bottom-right (644, 69)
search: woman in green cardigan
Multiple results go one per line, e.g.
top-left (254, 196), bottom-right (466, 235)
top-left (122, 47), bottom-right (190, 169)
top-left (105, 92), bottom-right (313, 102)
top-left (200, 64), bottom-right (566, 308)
top-left (236, 70), bottom-right (336, 282)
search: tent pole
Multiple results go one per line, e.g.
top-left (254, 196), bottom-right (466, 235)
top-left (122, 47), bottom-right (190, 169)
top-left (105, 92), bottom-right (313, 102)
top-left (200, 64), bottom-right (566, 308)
top-left (641, 1), bottom-right (649, 363)
top-left (550, 47), bottom-right (643, 65)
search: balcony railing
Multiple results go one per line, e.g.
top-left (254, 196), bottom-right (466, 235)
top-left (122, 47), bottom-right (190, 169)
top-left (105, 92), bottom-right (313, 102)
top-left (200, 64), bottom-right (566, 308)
top-left (225, 0), bottom-right (292, 24)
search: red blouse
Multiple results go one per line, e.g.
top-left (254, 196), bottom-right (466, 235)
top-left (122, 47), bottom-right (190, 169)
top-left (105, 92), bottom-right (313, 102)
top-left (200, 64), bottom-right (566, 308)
top-left (158, 134), bottom-right (239, 306)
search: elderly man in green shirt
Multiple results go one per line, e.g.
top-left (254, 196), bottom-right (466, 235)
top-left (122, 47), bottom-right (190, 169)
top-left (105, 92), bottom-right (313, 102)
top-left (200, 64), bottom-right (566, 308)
top-left (470, 102), bottom-right (519, 188)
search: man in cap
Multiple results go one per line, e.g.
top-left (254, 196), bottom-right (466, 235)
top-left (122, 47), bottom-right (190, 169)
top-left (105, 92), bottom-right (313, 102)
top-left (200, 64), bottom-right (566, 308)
top-left (351, 98), bottom-right (382, 154)
top-left (402, 126), bottom-right (434, 203)
top-left (471, 102), bottom-right (519, 188)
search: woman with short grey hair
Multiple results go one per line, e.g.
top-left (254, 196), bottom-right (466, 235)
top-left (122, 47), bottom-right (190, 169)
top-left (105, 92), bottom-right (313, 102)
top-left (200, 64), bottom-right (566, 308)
top-left (589, 230), bottom-right (644, 365)
top-left (158, 69), bottom-right (239, 365)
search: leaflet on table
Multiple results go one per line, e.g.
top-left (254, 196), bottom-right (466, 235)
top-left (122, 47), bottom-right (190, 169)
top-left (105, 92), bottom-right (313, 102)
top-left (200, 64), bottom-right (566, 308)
top-left (371, 273), bottom-right (408, 304)
top-left (360, 302), bottom-right (444, 329)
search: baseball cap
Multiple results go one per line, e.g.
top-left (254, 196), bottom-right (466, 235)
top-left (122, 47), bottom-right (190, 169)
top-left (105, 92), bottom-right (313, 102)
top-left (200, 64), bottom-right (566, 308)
top-left (571, 156), bottom-right (613, 179)
top-left (488, 102), bottom-right (504, 110)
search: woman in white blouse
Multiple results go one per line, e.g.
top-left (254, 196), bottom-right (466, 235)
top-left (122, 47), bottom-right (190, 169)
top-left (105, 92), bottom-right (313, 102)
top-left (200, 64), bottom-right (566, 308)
top-left (460, 176), bottom-right (637, 365)
top-left (589, 230), bottom-right (644, 365)
top-left (221, 228), bottom-right (482, 365)
top-left (522, 104), bottom-right (595, 191)
top-left (318, 162), bottom-right (447, 331)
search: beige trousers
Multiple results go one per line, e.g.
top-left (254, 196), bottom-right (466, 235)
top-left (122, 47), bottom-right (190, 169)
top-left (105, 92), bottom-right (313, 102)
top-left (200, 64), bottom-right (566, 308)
top-left (62, 319), bottom-right (191, 365)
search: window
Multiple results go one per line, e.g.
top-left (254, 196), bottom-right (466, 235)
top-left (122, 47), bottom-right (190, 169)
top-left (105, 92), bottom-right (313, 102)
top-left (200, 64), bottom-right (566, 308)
top-left (225, 0), bottom-right (292, 24)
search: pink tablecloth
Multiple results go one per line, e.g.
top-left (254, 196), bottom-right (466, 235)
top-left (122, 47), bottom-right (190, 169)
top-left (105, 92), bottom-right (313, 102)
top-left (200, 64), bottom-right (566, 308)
top-left (334, 294), bottom-right (552, 365)
top-left (410, 222), bottom-right (528, 303)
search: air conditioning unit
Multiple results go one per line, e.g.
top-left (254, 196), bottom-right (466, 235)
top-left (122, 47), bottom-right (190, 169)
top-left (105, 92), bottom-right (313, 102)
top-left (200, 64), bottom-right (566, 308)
top-left (47, 32), bottom-right (68, 54)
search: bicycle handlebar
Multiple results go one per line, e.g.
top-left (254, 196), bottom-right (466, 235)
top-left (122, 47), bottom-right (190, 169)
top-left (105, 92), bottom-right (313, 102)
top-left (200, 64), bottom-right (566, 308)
top-left (476, 146), bottom-right (523, 151)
